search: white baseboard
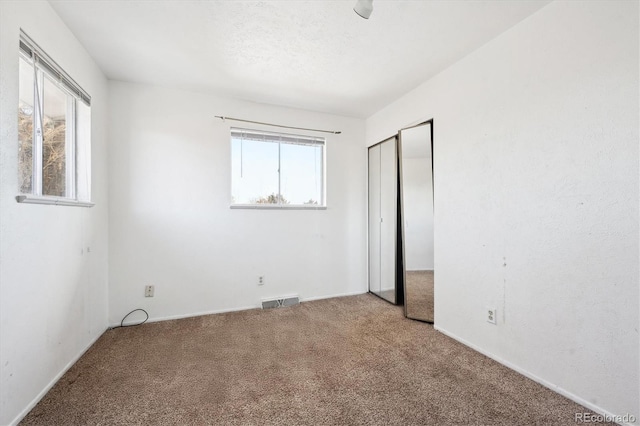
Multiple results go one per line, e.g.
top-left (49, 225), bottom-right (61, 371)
top-left (434, 325), bottom-right (636, 426)
top-left (110, 304), bottom-right (258, 327)
top-left (109, 290), bottom-right (369, 327)
top-left (301, 290), bottom-right (368, 302)
top-left (8, 328), bottom-right (107, 426)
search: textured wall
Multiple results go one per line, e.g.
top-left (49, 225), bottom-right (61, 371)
top-left (367, 1), bottom-right (639, 422)
top-left (107, 81), bottom-right (367, 325)
top-left (0, 2), bottom-right (110, 425)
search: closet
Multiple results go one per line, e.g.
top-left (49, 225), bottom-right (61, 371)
top-left (368, 120), bottom-right (435, 320)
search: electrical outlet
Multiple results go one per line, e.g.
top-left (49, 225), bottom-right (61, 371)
top-left (145, 285), bottom-right (154, 297)
top-left (258, 276), bottom-right (264, 286)
top-left (486, 307), bottom-right (497, 324)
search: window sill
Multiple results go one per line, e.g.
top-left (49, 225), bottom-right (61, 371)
top-left (16, 195), bottom-right (95, 207)
top-left (230, 204), bottom-right (326, 210)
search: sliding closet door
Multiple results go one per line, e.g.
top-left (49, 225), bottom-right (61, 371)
top-left (379, 138), bottom-right (397, 302)
top-left (369, 137), bottom-right (397, 304)
top-left (368, 145), bottom-right (382, 296)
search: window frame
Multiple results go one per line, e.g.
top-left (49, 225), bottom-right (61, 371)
top-left (230, 127), bottom-right (327, 210)
top-left (16, 31), bottom-right (93, 207)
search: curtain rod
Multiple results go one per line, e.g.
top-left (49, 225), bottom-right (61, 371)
top-left (215, 116), bottom-right (341, 135)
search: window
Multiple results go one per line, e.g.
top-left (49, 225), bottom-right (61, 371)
top-left (231, 128), bottom-right (325, 208)
top-left (17, 31), bottom-right (92, 207)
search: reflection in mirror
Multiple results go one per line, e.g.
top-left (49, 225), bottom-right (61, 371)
top-left (400, 122), bottom-right (434, 322)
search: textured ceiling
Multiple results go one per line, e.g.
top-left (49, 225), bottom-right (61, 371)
top-left (49, 0), bottom-right (550, 118)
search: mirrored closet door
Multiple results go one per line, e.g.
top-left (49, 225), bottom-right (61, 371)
top-left (368, 136), bottom-right (400, 304)
top-left (399, 122), bottom-right (434, 322)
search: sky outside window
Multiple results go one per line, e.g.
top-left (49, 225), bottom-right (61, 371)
top-left (231, 131), bottom-right (324, 205)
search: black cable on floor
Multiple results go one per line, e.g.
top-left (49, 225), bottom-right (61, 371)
top-left (110, 308), bottom-right (149, 329)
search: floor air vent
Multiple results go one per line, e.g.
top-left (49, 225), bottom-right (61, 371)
top-left (262, 296), bottom-right (300, 309)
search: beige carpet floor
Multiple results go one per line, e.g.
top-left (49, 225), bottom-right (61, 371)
top-left (405, 270), bottom-right (434, 323)
top-left (21, 294), bottom-right (606, 425)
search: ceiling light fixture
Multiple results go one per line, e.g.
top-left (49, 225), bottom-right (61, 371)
top-left (354, 0), bottom-right (373, 19)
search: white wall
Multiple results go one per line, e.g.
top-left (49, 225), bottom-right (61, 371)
top-left (108, 81), bottom-right (366, 324)
top-left (0, 2), bottom-right (110, 425)
top-left (367, 0), bottom-right (639, 423)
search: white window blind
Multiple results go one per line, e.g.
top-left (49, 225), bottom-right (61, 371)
top-left (230, 129), bottom-right (324, 147)
top-left (19, 30), bottom-right (91, 106)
